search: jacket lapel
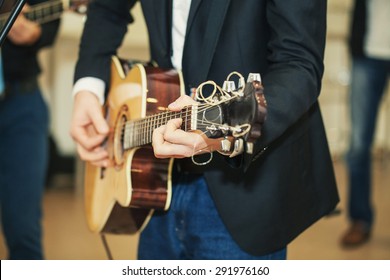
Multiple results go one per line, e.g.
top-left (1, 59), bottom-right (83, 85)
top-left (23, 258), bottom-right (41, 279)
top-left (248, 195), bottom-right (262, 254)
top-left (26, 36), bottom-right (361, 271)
top-left (184, 0), bottom-right (231, 85)
top-left (186, 0), bottom-right (203, 34)
top-left (152, 0), bottom-right (172, 65)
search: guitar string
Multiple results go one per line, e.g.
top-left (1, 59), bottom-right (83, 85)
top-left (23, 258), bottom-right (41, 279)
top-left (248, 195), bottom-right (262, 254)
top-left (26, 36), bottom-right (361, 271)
top-left (120, 95), bottom-right (238, 131)
top-left (119, 94), bottom-right (257, 150)
top-left (120, 102), bottom-right (230, 147)
top-left (190, 131), bottom-right (214, 166)
top-left (27, 0), bottom-right (63, 10)
top-left (119, 72), bottom-right (250, 149)
top-left (26, 1), bottom-right (63, 23)
top-left (119, 75), bottom-right (242, 130)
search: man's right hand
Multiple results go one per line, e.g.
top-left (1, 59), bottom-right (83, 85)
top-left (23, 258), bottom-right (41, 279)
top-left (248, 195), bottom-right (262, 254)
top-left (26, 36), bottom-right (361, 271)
top-left (70, 91), bottom-right (110, 167)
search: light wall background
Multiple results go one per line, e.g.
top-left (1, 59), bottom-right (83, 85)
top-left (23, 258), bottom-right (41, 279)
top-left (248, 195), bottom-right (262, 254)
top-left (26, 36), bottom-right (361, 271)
top-left (39, 0), bottom-right (390, 158)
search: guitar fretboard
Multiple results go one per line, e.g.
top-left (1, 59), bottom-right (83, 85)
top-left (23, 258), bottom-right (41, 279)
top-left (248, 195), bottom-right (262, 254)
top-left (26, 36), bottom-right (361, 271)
top-left (123, 106), bottom-right (195, 150)
top-left (26, 0), bottom-right (64, 24)
top-left (0, 0), bottom-right (65, 27)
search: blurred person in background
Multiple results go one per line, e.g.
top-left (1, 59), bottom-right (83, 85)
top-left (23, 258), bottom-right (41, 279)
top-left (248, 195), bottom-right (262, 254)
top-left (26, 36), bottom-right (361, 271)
top-left (0, 0), bottom-right (60, 259)
top-left (341, 0), bottom-right (390, 248)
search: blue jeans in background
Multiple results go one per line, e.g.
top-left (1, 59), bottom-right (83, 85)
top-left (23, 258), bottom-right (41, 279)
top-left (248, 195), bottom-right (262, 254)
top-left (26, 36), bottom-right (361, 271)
top-left (346, 56), bottom-right (390, 229)
top-left (138, 173), bottom-right (287, 260)
top-left (0, 85), bottom-right (48, 259)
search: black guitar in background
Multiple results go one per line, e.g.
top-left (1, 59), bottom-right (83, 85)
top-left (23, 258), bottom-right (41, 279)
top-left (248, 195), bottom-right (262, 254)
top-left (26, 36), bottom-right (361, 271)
top-left (0, 0), bottom-right (89, 28)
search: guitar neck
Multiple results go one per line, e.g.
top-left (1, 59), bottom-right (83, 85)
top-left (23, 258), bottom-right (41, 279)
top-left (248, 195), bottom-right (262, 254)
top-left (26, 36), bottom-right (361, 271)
top-left (26, 0), bottom-right (65, 24)
top-left (123, 106), bottom-right (196, 150)
top-left (0, 0), bottom-right (67, 27)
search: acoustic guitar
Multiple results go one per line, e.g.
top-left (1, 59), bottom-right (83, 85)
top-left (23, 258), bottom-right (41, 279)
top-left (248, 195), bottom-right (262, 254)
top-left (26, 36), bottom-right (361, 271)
top-left (84, 56), bottom-right (267, 235)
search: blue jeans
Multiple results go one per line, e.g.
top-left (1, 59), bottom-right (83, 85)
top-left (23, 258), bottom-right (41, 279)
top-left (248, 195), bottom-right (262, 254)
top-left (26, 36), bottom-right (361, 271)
top-left (0, 85), bottom-right (49, 259)
top-left (346, 56), bottom-right (390, 228)
top-left (138, 173), bottom-right (287, 260)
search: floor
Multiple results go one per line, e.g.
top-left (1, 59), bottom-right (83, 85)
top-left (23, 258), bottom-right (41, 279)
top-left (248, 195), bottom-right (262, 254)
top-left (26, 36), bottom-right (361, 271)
top-left (1, 158), bottom-right (390, 260)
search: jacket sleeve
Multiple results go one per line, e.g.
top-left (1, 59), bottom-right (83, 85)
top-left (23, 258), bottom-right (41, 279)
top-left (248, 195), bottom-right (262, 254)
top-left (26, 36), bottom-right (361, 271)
top-left (248, 0), bottom-right (327, 162)
top-left (74, 0), bottom-right (138, 86)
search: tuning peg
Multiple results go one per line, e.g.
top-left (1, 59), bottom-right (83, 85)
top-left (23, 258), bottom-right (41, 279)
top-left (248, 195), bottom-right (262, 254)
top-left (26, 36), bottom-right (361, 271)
top-left (238, 76), bottom-right (246, 89)
top-left (220, 137), bottom-right (232, 153)
top-left (247, 73), bottom-right (262, 83)
top-left (246, 142), bottom-right (254, 154)
top-left (229, 138), bottom-right (244, 158)
top-left (222, 81), bottom-right (236, 92)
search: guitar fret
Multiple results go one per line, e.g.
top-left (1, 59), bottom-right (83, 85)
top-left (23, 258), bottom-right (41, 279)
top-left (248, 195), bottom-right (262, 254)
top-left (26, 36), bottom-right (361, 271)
top-left (143, 118), bottom-right (146, 145)
top-left (184, 108), bottom-right (187, 132)
top-left (146, 117), bottom-right (149, 144)
top-left (131, 122), bottom-right (134, 147)
top-left (157, 114), bottom-right (162, 132)
top-left (127, 122), bottom-right (132, 149)
top-left (140, 119), bottom-right (143, 146)
top-left (136, 120), bottom-right (140, 147)
top-left (124, 123), bottom-right (128, 149)
top-left (147, 116), bottom-right (152, 144)
top-left (139, 119), bottom-right (143, 146)
top-left (148, 116), bottom-right (152, 144)
top-left (149, 116), bottom-right (153, 143)
top-left (0, 1), bottom-right (90, 29)
top-left (144, 117), bottom-right (148, 145)
top-left (143, 117), bottom-right (146, 145)
top-left (33, 1), bottom-right (63, 22)
top-left (44, 6), bottom-right (51, 17)
top-left (36, 8), bottom-right (43, 19)
top-left (130, 121), bottom-right (135, 148)
top-left (35, 13), bottom-right (63, 24)
top-left (143, 118), bottom-right (147, 145)
top-left (123, 123), bottom-right (128, 149)
top-left (137, 120), bottom-right (140, 147)
top-left (31, 9), bottom-right (42, 21)
top-left (123, 106), bottom-right (200, 150)
top-left (143, 119), bottom-right (145, 146)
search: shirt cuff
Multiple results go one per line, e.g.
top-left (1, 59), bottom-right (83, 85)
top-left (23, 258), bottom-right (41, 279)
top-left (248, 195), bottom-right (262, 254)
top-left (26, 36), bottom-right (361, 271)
top-left (72, 77), bottom-right (106, 105)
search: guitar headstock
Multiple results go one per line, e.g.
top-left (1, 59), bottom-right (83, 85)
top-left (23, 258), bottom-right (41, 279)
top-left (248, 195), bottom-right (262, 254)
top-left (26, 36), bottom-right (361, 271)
top-left (68, 0), bottom-right (90, 14)
top-left (190, 72), bottom-right (267, 157)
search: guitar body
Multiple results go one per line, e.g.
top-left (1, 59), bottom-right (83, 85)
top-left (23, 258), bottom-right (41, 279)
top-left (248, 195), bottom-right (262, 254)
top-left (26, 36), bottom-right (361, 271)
top-left (84, 56), bottom-right (184, 234)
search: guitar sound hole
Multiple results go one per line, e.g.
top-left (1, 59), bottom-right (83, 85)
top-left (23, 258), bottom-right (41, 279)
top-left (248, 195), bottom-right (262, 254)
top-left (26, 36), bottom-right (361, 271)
top-left (114, 111), bottom-right (127, 166)
top-left (120, 116), bottom-right (126, 154)
top-left (100, 167), bottom-right (106, 179)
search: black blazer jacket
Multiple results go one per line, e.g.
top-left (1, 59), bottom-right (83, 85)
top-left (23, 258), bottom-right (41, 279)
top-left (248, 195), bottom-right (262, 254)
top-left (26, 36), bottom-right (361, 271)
top-left (75, 0), bottom-right (339, 256)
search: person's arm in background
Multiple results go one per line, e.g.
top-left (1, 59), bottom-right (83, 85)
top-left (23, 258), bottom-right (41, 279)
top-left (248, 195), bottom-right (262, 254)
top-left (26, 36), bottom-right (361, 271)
top-left (7, 3), bottom-right (59, 48)
top-left (2, 1), bottom-right (61, 82)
